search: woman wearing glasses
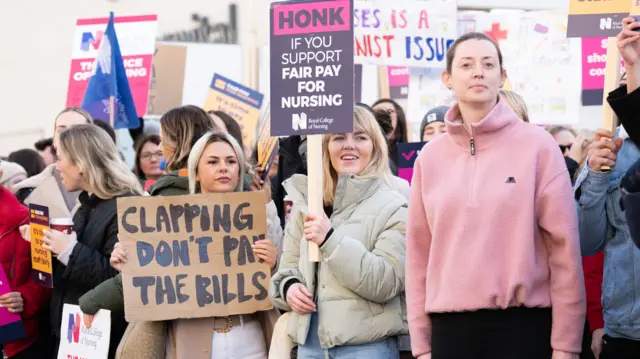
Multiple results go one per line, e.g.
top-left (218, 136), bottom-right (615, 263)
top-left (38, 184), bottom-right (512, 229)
top-left (133, 134), bottom-right (164, 191)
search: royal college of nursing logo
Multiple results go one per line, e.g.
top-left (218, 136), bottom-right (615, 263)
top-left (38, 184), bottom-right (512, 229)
top-left (80, 31), bottom-right (103, 52)
top-left (67, 312), bottom-right (81, 344)
top-left (292, 112), bottom-right (307, 131)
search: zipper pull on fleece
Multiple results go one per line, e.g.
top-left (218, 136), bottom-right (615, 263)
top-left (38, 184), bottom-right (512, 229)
top-left (470, 138), bottom-right (476, 155)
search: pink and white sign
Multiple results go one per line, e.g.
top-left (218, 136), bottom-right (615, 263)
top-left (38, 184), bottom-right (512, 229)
top-left (581, 37), bottom-right (625, 106)
top-left (387, 66), bottom-right (409, 99)
top-left (581, 37), bottom-right (607, 91)
top-left (66, 15), bottom-right (158, 117)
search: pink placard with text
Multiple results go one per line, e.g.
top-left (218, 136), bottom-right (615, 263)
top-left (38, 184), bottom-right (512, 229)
top-left (581, 37), bottom-right (607, 90)
top-left (387, 66), bottom-right (409, 87)
top-left (273, 0), bottom-right (351, 36)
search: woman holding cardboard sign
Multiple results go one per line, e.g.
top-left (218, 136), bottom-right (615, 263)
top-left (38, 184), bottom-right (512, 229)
top-left (80, 130), bottom-right (282, 359)
top-left (405, 32), bottom-right (585, 359)
top-left (19, 124), bottom-right (143, 359)
top-left (270, 106), bottom-right (408, 359)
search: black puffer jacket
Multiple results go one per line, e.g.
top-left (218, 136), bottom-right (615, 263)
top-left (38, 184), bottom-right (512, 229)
top-left (51, 191), bottom-right (129, 359)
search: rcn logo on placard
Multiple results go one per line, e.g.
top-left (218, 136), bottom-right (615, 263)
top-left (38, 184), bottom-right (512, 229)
top-left (80, 31), bottom-right (104, 52)
top-left (600, 17), bottom-right (612, 30)
top-left (292, 112), bottom-right (307, 131)
top-left (67, 312), bottom-right (81, 344)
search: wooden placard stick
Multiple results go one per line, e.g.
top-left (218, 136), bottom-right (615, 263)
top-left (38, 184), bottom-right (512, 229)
top-left (378, 66), bottom-right (391, 99)
top-left (600, 37), bottom-right (622, 171)
top-left (307, 135), bottom-right (323, 262)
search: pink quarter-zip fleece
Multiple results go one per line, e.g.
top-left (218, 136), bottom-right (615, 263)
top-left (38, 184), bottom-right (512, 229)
top-left (406, 100), bottom-right (586, 357)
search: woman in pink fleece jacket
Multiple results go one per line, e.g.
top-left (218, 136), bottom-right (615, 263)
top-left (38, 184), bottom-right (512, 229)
top-left (405, 32), bottom-right (586, 359)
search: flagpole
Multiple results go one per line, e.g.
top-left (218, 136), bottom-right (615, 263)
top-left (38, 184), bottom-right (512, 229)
top-left (109, 96), bottom-right (115, 128)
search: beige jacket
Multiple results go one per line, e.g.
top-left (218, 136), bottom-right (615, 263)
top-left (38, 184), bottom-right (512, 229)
top-left (13, 164), bottom-right (79, 219)
top-left (270, 174), bottom-right (408, 348)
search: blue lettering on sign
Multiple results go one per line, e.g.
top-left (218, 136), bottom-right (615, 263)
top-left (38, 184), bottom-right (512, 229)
top-left (405, 37), bottom-right (455, 62)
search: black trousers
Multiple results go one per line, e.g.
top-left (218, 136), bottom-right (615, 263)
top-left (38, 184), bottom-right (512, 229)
top-left (430, 307), bottom-right (552, 359)
top-left (600, 335), bottom-right (640, 359)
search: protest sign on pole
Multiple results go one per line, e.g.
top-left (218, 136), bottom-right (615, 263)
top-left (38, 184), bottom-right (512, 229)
top-left (66, 15), bottom-right (157, 120)
top-left (566, 0), bottom-right (630, 169)
top-left (270, 0), bottom-right (355, 261)
top-left (0, 266), bottom-right (26, 345)
top-left (57, 304), bottom-right (111, 359)
top-left (256, 102), bottom-right (279, 182)
top-left (397, 142), bottom-right (426, 184)
top-left (147, 44), bottom-right (188, 116)
top-left (204, 73), bottom-right (264, 149)
top-left (29, 204), bottom-right (53, 288)
top-left (567, 0), bottom-right (628, 37)
top-left (354, 0), bottom-right (457, 68)
top-left (117, 192), bottom-right (272, 321)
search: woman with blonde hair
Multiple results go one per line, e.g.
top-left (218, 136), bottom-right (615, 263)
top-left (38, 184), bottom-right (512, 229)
top-left (270, 106), bottom-right (408, 358)
top-left (136, 131), bottom-right (282, 359)
top-left (499, 90), bottom-right (529, 122)
top-left (20, 124), bottom-right (142, 359)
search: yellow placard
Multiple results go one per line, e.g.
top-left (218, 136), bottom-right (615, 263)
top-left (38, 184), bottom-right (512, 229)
top-left (568, 0), bottom-right (630, 15)
top-left (29, 204), bottom-right (53, 288)
top-left (204, 74), bottom-right (264, 149)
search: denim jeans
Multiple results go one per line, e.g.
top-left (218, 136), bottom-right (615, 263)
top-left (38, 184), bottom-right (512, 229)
top-left (298, 312), bottom-right (399, 359)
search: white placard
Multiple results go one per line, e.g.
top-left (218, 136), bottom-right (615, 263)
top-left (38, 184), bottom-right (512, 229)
top-left (354, 0), bottom-right (457, 68)
top-left (57, 304), bottom-right (111, 359)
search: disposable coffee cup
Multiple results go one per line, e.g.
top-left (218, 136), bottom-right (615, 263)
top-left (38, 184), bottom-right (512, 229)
top-left (50, 218), bottom-right (73, 234)
top-left (284, 200), bottom-right (293, 223)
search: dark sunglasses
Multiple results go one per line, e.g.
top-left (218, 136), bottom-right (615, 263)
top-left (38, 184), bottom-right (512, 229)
top-left (559, 144), bottom-right (572, 153)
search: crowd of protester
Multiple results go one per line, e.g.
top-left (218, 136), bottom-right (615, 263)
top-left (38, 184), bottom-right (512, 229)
top-left (1, 18), bottom-right (640, 359)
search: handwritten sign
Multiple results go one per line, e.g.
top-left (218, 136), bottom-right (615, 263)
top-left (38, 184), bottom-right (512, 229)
top-left (0, 266), bottom-right (25, 344)
top-left (57, 304), bottom-right (111, 359)
top-left (270, 0), bottom-right (355, 136)
top-left (354, 0), bottom-right (457, 68)
top-left (117, 192), bottom-right (272, 322)
top-left (29, 204), bottom-right (53, 288)
top-left (66, 15), bottom-right (158, 117)
top-left (397, 142), bottom-right (426, 184)
top-left (205, 73), bottom-right (264, 147)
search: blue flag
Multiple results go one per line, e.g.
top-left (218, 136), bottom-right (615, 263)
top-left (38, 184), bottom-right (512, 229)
top-left (81, 12), bottom-right (139, 129)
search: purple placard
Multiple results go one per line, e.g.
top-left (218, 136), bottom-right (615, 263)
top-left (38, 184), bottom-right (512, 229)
top-left (0, 266), bottom-right (26, 344)
top-left (270, 0), bottom-right (355, 136)
top-left (397, 141), bottom-right (427, 184)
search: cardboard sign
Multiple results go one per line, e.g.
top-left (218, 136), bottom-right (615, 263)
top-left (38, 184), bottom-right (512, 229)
top-left (66, 15), bottom-right (158, 117)
top-left (204, 73), bottom-right (264, 148)
top-left (147, 44), bottom-right (188, 116)
top-left (0, 266), bottom-right (26, 345)
top-left (29, 204), bottom-right (53, 288)
top-left (270, 0), bottom-right (355, 136)
top-left (397, 142), bottom-right (426, 184)
top-left (566, 0), bottom-right (629, 37)
top-left (354, 0), bottom-right (457, 68)
top-left (57, 304), bottom-right (111, 359)
top-left (257, 104), bottom-right (280, 182)
top-left (117, 192), bottom-right (272, 322)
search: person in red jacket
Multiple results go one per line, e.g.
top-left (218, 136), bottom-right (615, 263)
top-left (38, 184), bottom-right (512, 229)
top-left (0, 185), bottom-right (51, 358)
top-left (583, 251), bottom-right (605, 359)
